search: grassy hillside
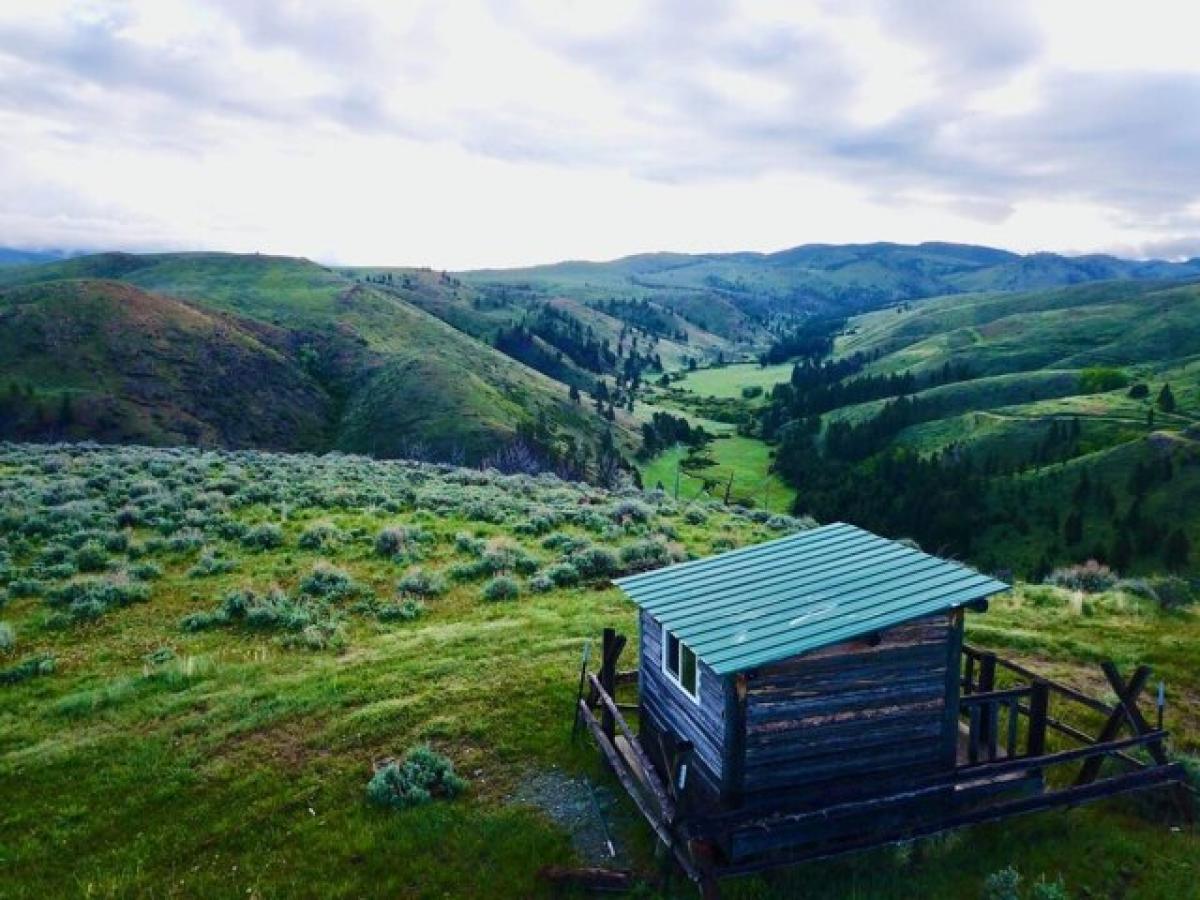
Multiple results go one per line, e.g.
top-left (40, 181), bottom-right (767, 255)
top-left (1, 442), bottom-right (1196, 898)
top-left (0, 254), bottom-right (634, 470)
top-left (763, 279), bottom-right (1200, 577)
top-left (0, 279), bottom-right (332, 449)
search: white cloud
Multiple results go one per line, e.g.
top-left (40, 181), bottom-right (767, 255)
top-left (1, 0), bottom-right (1199, 267)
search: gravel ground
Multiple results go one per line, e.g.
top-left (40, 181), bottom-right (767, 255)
top-left (508, 766), bottom-right (636, 868)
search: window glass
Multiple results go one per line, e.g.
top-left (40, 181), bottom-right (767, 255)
top-left (665, 631), bottom-right (680, 677)
top-left (680, 644), bottom-right (697, 696)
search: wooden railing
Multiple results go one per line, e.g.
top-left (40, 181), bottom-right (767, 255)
top-left (960, 644), bottom-right (1172, 783)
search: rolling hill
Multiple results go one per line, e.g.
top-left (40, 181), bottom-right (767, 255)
top-left (461, 242), bottom-right (1200, 328)
top-left (0, 253), bottom-right (634, 471)
top-left (757, 277), bottom-right (1200, 576)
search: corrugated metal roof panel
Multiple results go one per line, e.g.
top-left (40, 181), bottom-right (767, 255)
top-left (614, 522), bottom-right (1008, 675)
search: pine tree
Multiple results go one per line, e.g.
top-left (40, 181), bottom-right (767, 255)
top-left (1158, 383), bottom-right (1176, 413)
top-left (1165, 528), bottom-right (1190, 570)
top-left (568, 384), bottom-right (581, 404)
top-left (1064, 509), bottom-right (1083, 545)
top-left (1110, 528), bottom-right (1133, 572)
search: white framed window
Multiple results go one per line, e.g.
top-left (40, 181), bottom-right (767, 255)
top-left (662, 628), bottom-right (700, 703)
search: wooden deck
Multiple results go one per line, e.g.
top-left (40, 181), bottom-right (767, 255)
top-left (574, 630), bottom-right (1190, 898)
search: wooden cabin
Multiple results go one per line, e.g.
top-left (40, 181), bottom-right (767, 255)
top-left (577, 522), bottom-right (1186, 889)
top-left (618, 522), bottom-right (1002, 816)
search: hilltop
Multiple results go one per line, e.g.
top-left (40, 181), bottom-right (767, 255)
top-left (0, 253), bottom-right (633, 473)
top-left (460, 242), bottom-right (1200, 324)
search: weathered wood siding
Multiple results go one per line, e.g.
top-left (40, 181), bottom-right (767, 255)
top-left (741, 614), bottom-right (958, 801)
top-left (639, 610), bottom-right (726, 798)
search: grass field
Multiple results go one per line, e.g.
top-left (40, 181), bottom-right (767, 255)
top-left (673, 362), bottom-right (795, 400)
top-left (1, 443), bottom-right (1197, 898)
top-left (637, 436), bottom-right (795, 514)
top-left (636, 373), bottom-right (797, 514)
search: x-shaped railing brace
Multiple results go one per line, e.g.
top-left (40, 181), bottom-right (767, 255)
top-left (1074, 662), bottom-right (1169, 786)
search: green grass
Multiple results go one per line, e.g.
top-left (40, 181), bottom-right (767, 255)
top-left (672, 362), bottom-right (795, 401)
top-left (1, 442), bottom-right (1197, 898)
top-left (0, 253), bottom-right (635, 464)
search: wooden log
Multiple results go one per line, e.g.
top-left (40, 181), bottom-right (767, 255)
top-left (578, 700), bottom-right (703, 884)
top-left (959, 686), bottom-right (1033, 706)
top-left (1076, 664), bottom-right (1151, 785)
top-left (538, 866), bottom-right (634, 892)
top-left (719, 763), bottom-right (1186, 877)
top-left (722, 674), bottom-right (747, 807)
top-left (598, 630), bottom-right (628, 742)
top-left (1102, 661), bottom-right (1169, 766)
top-left (1015, 703), bottom-right (1148, 770)
top-left (963, 644), bottom-right (1117, 716)
top-left (977, 651), bottom-right (997, 757)
top-left (1026, 680), bottom-right (1049, 758)
top-left (589, 672), bottom-right (677, 822)
top-left (960, 729), bottom-right (1168, 779)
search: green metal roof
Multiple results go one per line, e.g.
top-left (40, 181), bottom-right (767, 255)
top-left (614, 522), bottom-right (1008, 676)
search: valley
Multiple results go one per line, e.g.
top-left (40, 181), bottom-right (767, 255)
top-left (4, 242), bottom-right (1200, 897)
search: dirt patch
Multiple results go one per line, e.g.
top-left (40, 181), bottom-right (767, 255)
top-left (508, 767), bottom-right (636, 868)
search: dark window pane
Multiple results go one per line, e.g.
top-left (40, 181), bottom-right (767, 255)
top-left (665, 632), bottom-right (680, 676)
top-left (681, 644), bottom-right (697, 697)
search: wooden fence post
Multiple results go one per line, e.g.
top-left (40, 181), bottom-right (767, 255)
top-left (600, 628), bottom-right (617, 741)
top-left (1027, 679), bottom-right (1049, 758)
top-left (978, 652), bottom-right (997, 759)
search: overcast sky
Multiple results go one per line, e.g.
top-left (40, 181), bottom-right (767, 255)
top-left (2, 1), bottom-right (1200, 269)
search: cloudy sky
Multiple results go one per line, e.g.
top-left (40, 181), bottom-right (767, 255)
top-left (2, 0), bottom-right (1199, 269)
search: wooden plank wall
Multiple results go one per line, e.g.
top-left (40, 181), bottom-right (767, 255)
top-left (741, 614), bottom-right (955, 801)
top-left (639, 610), bottom-right (727, 799)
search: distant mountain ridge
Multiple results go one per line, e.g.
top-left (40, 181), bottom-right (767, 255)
top-left (462, 241), bottom-right (1200, 316)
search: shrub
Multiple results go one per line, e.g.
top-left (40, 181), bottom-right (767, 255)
top-left (0, 654), bottom-right (55, 686)
top-left (188, 551), bottom-right (237, 578)
top-left (543, 561), bottom-right (579, 587)
top-left (982, 866), bottom-right (1022, 900)
top-left (529, 573), bottom-right (554, 593)
top-left (542, 531), bottom-right (589, 553)
top-left (1148, 575), bottom-right (1196, 610)
top-left (166, 529), bottom-right (206, 554)
top-left (0, 622), bottom-right (13, 654)
top-left (619, 538), bottom-right (678, 574)
top-left (129, 562), bottom-right (164, 581)
top-left (482, 544), bottom-right (538, 576)
top-left (481, 576), bottom-right (520, 602)
top-left (684, 507), bottom-right (708, 525)
top-left (7, 578), bottom-right (44, 599)
top-left (1030, 876), bottom-right (1070, 900)
top-left (463, 500), bottom-right (505, 523)
top-left (282, 621), bottom-right (346, 651)
top-left (299, 564), bottom-right (364, 601)
top-left (366, 745), bottom-right (467, 810)
top-left (46, 578), bottom-right (150, 623)
top-left (610, 499), bottom-right (652, 525)
top-left (375, 525), bottom-right (431, 558)
top-left (74, 542), bottom-right (109, 573)
top-left (103, 530), bottom-right (130, 553)
top-left (298, 521), bottom-right (342, 551)
top-left (453, 532), bottom-right (486, 557)
top-left (375, 599), bottom-right (425, 622)
top-left (397, 568), bottom-right (446, 597)
top-left (242, 523), bottom-right (284, 551)
top-left (1045, 560), bottom-right (1116, 593)
top-left (569, 545), bottom-right (620, 579)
